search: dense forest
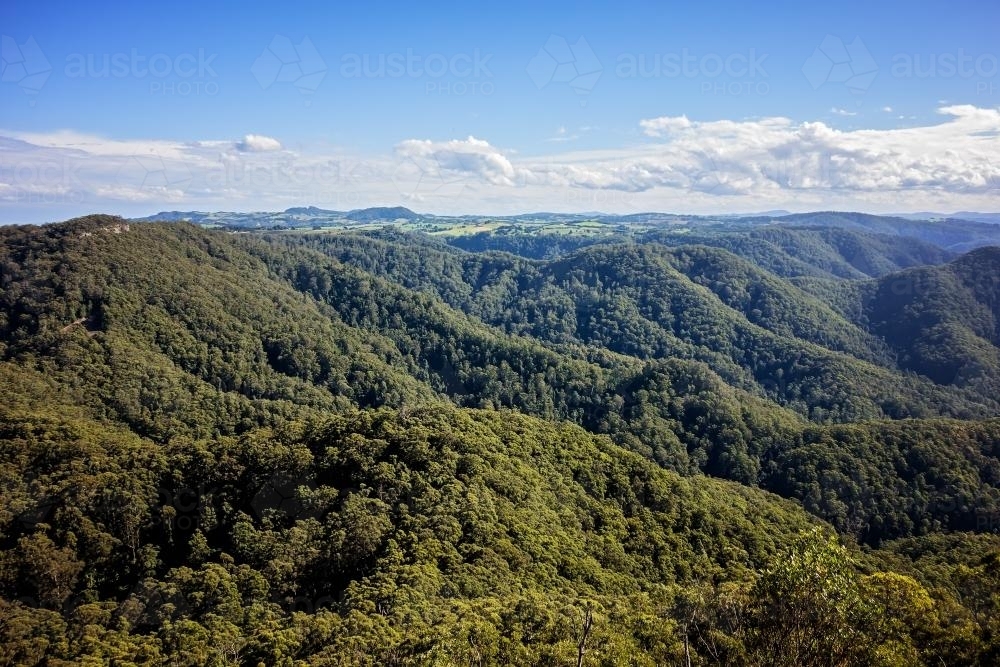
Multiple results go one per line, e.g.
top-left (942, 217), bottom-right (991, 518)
top-left (1, 214), bottom-right (999, 665)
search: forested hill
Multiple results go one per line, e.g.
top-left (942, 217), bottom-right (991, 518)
top-left (258, 227), bottom-right (996, 417)
top-left (452, 224), bottom-right (957, 278)
top-left (1, 215), bottom-right (999, 664)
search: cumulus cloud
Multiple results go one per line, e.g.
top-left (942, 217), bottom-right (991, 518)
top-left (394, 136), bottom-right (523, 187)
top-left (831, 107), bottom-right (858, 117)
top-left (524, 106), bottom-right (1000, 198)
top-left (3, 106), bottom-right (1000, 219)
top-left (235, 134), bottom-right (282, 152)
top-left (0, 131), bottom-right (366, 214)
top-left (639, 115), bottom-right (692, 137)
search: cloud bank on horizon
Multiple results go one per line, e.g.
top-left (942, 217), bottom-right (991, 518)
top-left (2, 105), bottom-right (998, 220)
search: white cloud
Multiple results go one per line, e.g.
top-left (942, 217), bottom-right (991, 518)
top-left (8, 130), bottom-right (193, 160)
top-left (235, 134), bottom-right (282, 152)
top-left (831, 107), bottom-right (858, 117)
top-left (881, 106), bottom-right (893, 113)
top-left (639, 115), bottom-right (692, 136)
top-left (591, 106), bottom-right (1000, 198)
top-left (0, 130), bottom-right (364, 214)
top-left (394, 136), bottom-right (522, 187)
top-left (3, 105), bottom-right (1000, 219)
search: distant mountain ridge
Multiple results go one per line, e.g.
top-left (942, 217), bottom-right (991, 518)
top-left (132, 207), bottom-right (1000, 237)
top-left (133, 205), bottom-right (421, 227)
top-left (895, 211), bottom-right (1000, 224)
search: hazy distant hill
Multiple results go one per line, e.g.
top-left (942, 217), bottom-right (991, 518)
top-left (134, 205), bottom-right (420, 228)
top-left (896, 211), bottom-right (1000, 225)
top-left (773, 211), bottom-right (1000, 251)
top-left (344, 206), bottom-right (420, 221)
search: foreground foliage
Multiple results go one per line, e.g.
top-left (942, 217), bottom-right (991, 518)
top-left (1, 405), bottom-right (997, 665)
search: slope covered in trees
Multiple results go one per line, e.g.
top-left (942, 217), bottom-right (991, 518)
top-left (863, 247), bottom-right (1000, 390)
top-left (450, 223), bottom-right (955, 278)
top-left (263, 229), bottom-right (993, 420)
top-left (1, 214), bottom-right (999, 664)
top-left (2, 397), bottom-right (998, 665)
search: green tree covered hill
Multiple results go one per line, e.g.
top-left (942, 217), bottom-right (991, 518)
top-left (1, 215), bottom-right (998, 664)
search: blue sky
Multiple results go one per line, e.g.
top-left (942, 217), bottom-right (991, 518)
top-left (1, 0), bottom-right (999, 221)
